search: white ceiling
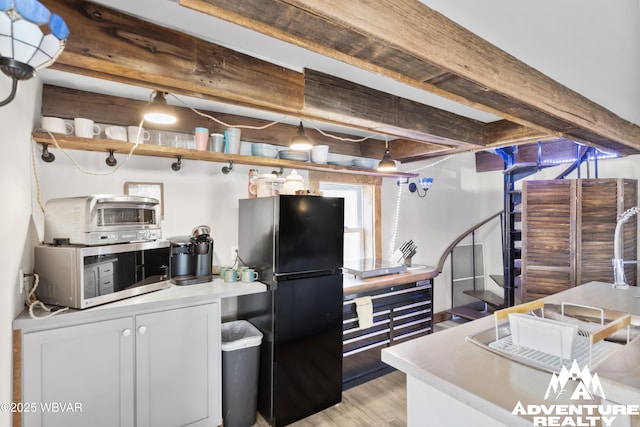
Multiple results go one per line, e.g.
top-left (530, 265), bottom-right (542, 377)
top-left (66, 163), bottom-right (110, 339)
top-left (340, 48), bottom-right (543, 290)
top-left (40, 0), bottom-right (640, 131)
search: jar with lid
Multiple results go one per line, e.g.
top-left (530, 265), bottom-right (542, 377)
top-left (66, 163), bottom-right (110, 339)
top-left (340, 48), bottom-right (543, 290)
top-left (282, 169), bottom-right (305, 195)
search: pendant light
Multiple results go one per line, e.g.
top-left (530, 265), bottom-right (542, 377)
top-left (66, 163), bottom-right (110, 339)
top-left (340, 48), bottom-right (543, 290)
top-left (0, 0), bottom-right (69, 106)
top-left (289, 121), bottom-right (313, 151)
top-left (143, 91), bottom-right (177, 124)
top-left (377, 137), bottom-right (397, 172)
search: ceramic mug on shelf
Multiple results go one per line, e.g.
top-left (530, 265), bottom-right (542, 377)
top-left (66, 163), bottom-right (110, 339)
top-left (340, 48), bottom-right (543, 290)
top-left (41, 116), bottom-right (73, 134)
top-left (105, 126), bottom-right (127, 141)
top-left (127, 126), bottom-right (150, 143)
top-left (74, 118), bottom-right (101, 138)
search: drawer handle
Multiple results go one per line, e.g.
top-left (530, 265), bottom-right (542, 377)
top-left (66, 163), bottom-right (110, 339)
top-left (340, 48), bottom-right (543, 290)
top-left (138, 326), bottom-right (147, 335)
top-left (122, 329), bottom-right (131, 337)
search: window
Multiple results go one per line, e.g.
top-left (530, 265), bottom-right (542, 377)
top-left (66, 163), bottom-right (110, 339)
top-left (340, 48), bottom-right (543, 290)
top-left (321, 183), bottom-right (363, 262)
top-left (309, 172), bottom-right (381, 263)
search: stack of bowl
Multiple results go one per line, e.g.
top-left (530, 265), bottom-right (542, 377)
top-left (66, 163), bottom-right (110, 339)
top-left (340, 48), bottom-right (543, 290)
top-left (353, 158), bottom-right (375, 169)
top-left (279, 150), bottom-right (309, 162)
top-left (251, 143), bottom-right (279, 158)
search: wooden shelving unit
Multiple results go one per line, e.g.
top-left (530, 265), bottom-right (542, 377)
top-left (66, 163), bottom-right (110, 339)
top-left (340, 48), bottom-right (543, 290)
top-left (32, 132), bottom-right (419, 179)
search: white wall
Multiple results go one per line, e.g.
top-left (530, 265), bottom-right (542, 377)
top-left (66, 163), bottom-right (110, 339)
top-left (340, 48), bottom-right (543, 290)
top-left (0, 76), bottom-right (42, 427)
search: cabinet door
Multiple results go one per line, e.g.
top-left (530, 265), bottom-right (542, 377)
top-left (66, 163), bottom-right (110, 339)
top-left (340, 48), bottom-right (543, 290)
top-left (22, 317), bottom-right (135, 427)
top-left (135, 303), bottom-right (220, 427)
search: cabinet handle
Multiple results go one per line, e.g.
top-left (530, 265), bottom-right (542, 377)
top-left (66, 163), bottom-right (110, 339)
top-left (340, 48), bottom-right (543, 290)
top-left (138, 326), bottom-right (147, 335)
top-left (122, 329), bottom-right (131, 337)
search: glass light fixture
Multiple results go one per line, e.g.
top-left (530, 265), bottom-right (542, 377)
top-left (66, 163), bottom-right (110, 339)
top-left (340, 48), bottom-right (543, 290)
top-left (143, 91), bottom-right (177, 124)
top-left (377, 137), bottom-right (397, 172)
top-left (289, 121), bottom-right (313, 151)
top-left (0, 0), bottom-right (69, 106)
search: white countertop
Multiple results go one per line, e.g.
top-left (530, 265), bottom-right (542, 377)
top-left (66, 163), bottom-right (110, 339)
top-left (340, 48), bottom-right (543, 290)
top-left (14, 278), bottom-right (266, 332)
top-left (382, 281), bottom-right (640, 426)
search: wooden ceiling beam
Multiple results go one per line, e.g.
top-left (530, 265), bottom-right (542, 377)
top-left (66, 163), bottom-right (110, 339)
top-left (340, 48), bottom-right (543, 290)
top-left (41, 0), bottom-right (304, 115)
top-left (180, 0), bottom-right (640, 154)
top-left (304, 69), bottom-right (485, 148)
top-left (41, 85), bottom-right (366, 157)
top-left (39, 0), bottom-right (494, 156)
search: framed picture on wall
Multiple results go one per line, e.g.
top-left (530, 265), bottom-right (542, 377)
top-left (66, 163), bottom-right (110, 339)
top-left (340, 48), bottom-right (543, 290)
top-left (124, 182), bottom-right (164, 219)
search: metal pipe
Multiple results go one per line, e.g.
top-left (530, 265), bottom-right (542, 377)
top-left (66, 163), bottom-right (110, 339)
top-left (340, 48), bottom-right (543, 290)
top-left (612, 206), bottom-right (640, 289)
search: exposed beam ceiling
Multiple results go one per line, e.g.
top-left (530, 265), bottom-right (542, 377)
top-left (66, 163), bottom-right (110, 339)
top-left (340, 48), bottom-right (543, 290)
top-left (38, 0), bottom-right (640, 163)
top-left (179, 0), bottom-right (640, 155)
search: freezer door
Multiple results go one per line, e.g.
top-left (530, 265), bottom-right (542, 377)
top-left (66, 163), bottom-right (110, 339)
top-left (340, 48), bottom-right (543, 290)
top-left (276, 195), bottom-right (344, 274)
top-left (274, 273), bottom-right (343, 426)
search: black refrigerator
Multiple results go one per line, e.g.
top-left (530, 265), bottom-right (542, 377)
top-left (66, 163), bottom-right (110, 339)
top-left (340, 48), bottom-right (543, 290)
top-left (238, 195), bottom-right (344, 427)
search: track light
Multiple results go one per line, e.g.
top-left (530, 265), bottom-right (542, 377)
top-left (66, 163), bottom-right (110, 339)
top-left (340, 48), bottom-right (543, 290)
top-left (143, 91), bottom-right (177, 124)
top-left (289, 121), bottom-right (313, 151)
top-left (377, 137), bottom-right (397, 172)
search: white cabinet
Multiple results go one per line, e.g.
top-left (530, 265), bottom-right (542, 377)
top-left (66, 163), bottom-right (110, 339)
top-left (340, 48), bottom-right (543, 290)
top-left (21, 303), bottom-right (221, 427)
top-left (136, 304), bottom-right (220, 427)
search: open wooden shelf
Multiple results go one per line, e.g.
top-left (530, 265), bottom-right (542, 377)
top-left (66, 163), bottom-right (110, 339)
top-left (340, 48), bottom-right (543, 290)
top-left (32, 132), bottom-right (419, 179)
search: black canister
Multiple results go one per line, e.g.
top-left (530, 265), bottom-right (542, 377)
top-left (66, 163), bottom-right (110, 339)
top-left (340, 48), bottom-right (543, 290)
top-left (192, 225), bottom-right (213, 278)
top-left (169, 236), bottom-right (195, 278)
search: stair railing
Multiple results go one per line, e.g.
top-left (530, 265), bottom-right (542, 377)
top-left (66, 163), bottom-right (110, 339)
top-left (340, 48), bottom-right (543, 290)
top-left (436, 210), bottom-right (502, 274)
top-left (437, 210), bottom-right (502, 317)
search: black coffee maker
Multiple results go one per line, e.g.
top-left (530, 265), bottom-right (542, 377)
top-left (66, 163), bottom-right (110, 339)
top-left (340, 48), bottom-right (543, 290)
top-left (169, 225), bottom-right (213, 285)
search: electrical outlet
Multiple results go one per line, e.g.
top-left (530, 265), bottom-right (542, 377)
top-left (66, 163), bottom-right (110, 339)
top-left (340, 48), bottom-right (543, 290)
top-left (230, 246), bottom-right (238, 261)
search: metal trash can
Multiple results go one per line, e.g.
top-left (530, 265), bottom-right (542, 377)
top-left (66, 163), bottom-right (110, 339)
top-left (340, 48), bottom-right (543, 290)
top-left (221, 320), bottom-right (263, 427)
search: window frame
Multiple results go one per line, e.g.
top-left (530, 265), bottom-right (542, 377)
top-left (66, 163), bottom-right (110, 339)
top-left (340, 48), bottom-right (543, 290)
top-left (308, 171), bottom-right (382, 260)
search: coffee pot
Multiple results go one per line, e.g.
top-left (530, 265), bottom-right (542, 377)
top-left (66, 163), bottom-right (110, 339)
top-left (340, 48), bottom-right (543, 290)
top-left (169, 225), bottom-right (213, 285)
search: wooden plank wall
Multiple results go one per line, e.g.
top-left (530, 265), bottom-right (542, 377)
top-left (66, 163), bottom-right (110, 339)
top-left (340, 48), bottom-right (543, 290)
top-left (522, 178), bottom-right (638, 302)
top-left (522, 180), bottom-right (576, 302)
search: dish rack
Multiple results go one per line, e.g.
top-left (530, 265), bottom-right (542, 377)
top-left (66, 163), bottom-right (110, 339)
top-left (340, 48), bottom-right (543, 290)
top-left (467, 300), bottom-right (632, 373)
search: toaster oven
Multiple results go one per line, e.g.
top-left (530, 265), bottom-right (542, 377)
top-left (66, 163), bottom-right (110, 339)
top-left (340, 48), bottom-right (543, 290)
top-left (44, 195), bottom-right (162, 246)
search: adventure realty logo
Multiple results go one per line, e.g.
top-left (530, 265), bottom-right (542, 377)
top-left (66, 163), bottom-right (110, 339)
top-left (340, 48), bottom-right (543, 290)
top-left (512, 360), bottom-right (639, 426)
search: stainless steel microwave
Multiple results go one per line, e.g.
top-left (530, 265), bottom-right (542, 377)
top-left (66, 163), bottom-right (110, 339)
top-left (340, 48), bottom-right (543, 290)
top-left (34, 240), bottom-right (171, 309)
top-left (44, 195), bottom-right (162, 246)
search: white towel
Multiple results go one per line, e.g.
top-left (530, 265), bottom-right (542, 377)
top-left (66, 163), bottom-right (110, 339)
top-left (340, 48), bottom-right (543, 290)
top-left (355, 296), bottom-right (373, 329)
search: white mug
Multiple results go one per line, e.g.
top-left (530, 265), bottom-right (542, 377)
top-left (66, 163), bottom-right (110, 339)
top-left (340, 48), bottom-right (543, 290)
top-left (127, 126), bottom-right (150, 143)
top-left (41, 117), bottom-right (73, 134)
top-left (74, 118), bottom-right (101, 138)
top-left (105, 126), bottom-right (127, 141)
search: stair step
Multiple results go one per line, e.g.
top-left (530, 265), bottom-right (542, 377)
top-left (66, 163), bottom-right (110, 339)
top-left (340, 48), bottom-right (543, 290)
top-left (449, 306), bottom-right (492, 321)
top-left (462, 290), bottom-right (506, 308)
top-left (490, 274), bottom-right (522, 289)
top-left (490, 274), bottom-right (504, 287)
top-left (504, 163), bottom-right (540, 181)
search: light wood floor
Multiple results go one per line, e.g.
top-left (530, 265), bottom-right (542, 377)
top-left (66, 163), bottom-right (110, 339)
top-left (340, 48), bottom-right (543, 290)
top-left (252, 370), bottom-right (407, 426)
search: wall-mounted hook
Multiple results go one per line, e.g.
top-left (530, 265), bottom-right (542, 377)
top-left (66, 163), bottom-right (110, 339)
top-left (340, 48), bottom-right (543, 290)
top-left (105, 149), bottom-right (117, 167)
top-left (222, 160), bottom-right (234, 174)
top-left (171, 155), bottom-right (182, 172)
top-left (271, 166), bottom-right (284, 176)
top-left (40, 143), bottom-right (55, 163)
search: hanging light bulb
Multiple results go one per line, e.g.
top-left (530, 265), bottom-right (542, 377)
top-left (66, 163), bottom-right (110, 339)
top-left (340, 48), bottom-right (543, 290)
top-left (377, 137), bottom-right (397, 172)
top-left (143, 91), bottom-right (177, 124)
top-left (289, 121), bottom-right (314, 151)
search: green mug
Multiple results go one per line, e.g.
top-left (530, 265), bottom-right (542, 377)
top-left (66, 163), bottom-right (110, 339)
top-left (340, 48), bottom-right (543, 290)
top-left (223, 268), bottom-right (238, 282)
top-left (241, 269), bottom-right (259, 283)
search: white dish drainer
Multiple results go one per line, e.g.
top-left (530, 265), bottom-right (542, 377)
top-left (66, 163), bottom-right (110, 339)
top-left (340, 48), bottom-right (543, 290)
top-left (466, 300), bottom-right (632, 373)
